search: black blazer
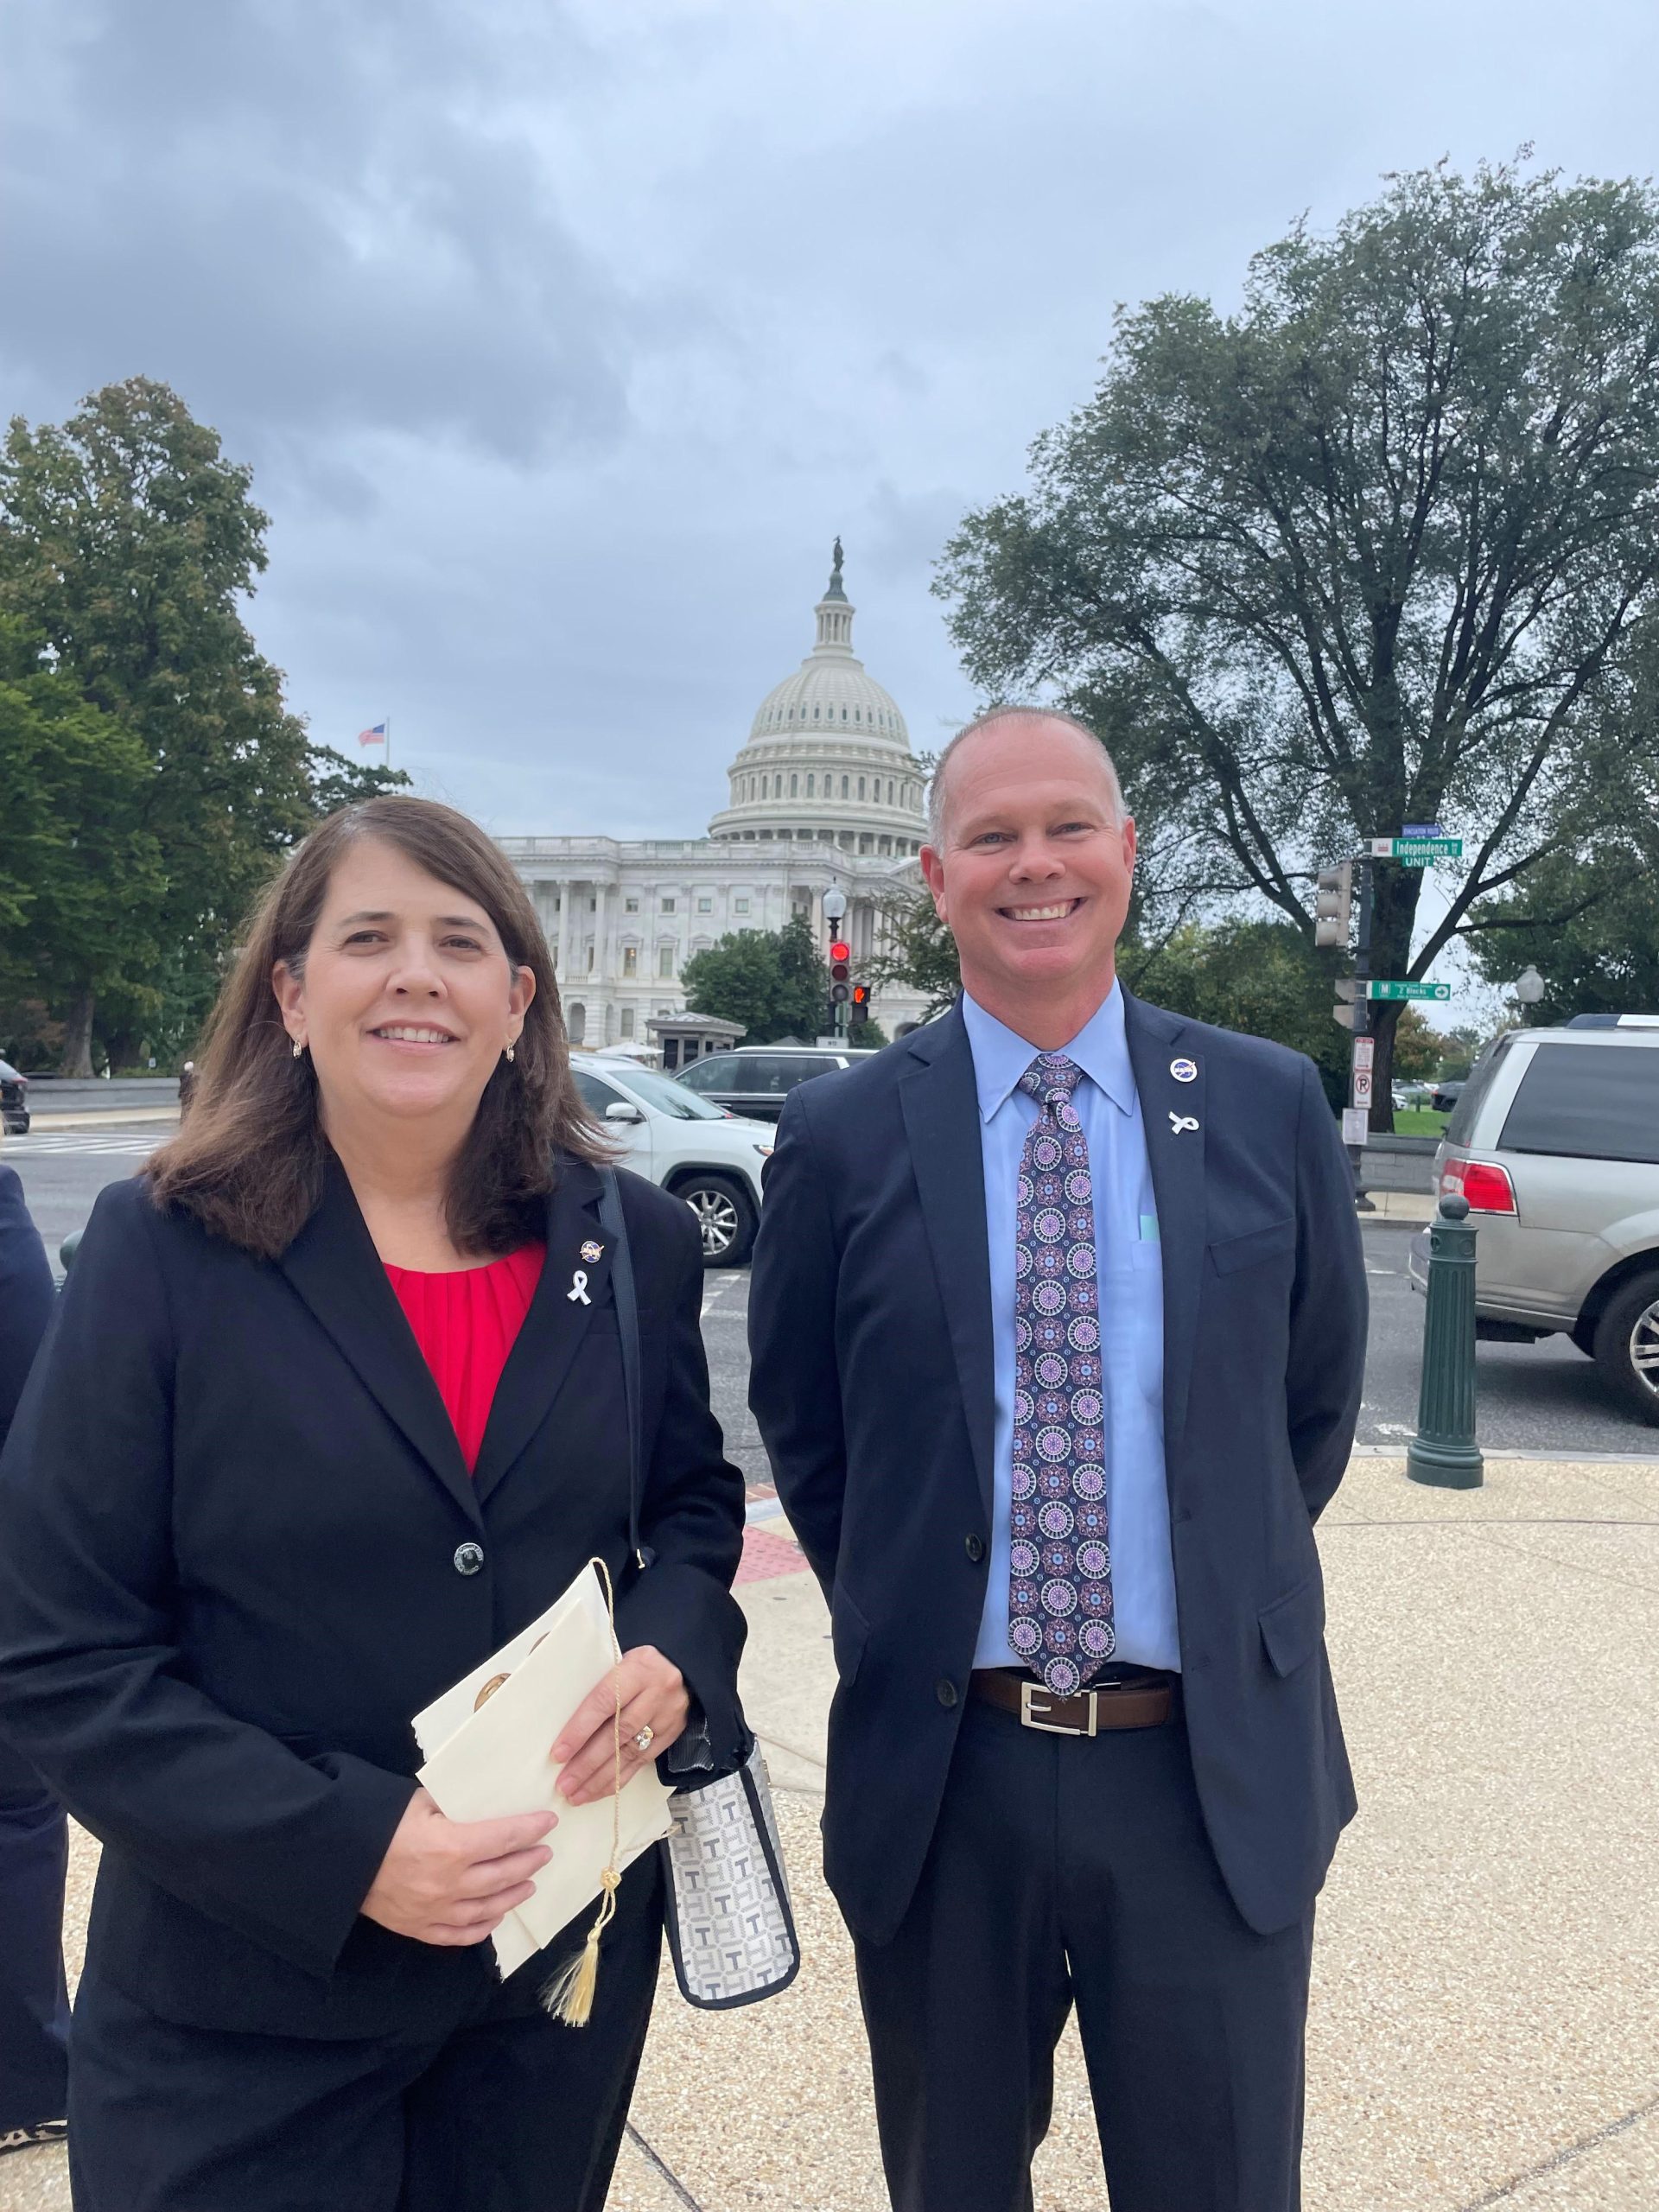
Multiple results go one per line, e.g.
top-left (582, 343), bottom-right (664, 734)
top-left (0, 1156), bottom-right (746, 2038)
top-left (748, 994), bottom-right (1366, 1948)
top-left (0, 1164), bottom-right (54, 1449)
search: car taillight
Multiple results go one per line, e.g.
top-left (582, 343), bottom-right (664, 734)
top-left (1446, 1159), bottom-right (1516, 1214)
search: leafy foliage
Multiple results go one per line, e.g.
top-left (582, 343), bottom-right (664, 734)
top-left (0, 379), bottom-right (409, 1068)
top-left (867, 889), bottom-right (962, 1016)
top-left (1465, 845), bottom-right (1659, 1022)
top-left (938, 161), bottom-right (1659, 1122)
top-left (1122, 919), bottom-right (1351, 1106)
top-left (683, 915), bottom-right (830, 1044)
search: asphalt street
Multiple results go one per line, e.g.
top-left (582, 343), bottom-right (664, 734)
top-left (7, 1120), bottom-right (1657, 1461)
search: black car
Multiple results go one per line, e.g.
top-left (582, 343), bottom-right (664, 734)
top-left (1430, 1079), bottom-right (1465, 1115)
top-left (674, 1046), bottom-right (853, 1122)
top-left (1, 1058), bottom-right (29, 1135)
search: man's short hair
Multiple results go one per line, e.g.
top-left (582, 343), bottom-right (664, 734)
top-left (925, 706), bottom-right (1126, 846)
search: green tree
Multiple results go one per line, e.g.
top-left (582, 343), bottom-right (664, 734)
top-left (868, 889), bottom-right (962, 1016)
top-left (0, 626), bottom-right (166, 1070)
top-left (1389, 1003), bottom-right (1449, 1083)
top-left (938, 161), bottom-right (1659, 1128)
top-left (1465, 843), bottom-right (1659, 1022)
top-left (0, 378), bottom-right (315, 1069)
top-left (683, 915), bottom-right (829, 1043)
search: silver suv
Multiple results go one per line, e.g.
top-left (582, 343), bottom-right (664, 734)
top-left (1408, 1017), bottom-right (1659, 1423)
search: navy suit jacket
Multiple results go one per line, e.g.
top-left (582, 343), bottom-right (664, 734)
top-left (748, 992), bottom-right (1366, 1946)
top-left (0, 1157), bottom-right (746, 2038)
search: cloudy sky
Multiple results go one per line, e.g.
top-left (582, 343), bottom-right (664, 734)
top-left (5, 0), bottom-right (1657, 863)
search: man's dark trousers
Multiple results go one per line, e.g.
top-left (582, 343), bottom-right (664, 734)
top-left (855, 1696), bottom-right (1312, 2212)
top-left (0, 1730), bottom-right (71, 2136)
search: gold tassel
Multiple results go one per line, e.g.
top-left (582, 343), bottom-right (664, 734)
top-left (542, 1557), bottom-right (625, 2028)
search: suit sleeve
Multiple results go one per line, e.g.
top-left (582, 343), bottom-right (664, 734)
top-left (0, 1165), bottom-right (54, 1449)
top-left (0, 1184), bottom-right (414, 1980)
top-left (1287, 1055), bottom-right (1368, 1522)
top-left (746, 1088), bottom-right (847, 1595)
top-left (613, 1192), bottom-right (749, 1773)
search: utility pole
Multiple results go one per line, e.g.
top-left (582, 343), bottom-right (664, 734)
top-left (1351, 856), bottom-right (1375, 1212)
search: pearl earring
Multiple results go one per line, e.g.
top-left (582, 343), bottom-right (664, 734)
top-left (291, 1038), bottom-right (305, 1059)
top-left (505, 1041), bottom-right (516, 1064)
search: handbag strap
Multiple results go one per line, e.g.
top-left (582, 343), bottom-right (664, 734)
top-left (597, 1166), bottom-right (652, 1567)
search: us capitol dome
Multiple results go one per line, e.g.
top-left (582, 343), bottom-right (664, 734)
top-left (499, 544), bottom-right (933, 1054)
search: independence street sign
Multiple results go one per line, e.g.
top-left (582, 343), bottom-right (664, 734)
top-left (1366, 980), bottom-right (1452, 1001)
top-left (1369, 836), bottom-right (1463, 862)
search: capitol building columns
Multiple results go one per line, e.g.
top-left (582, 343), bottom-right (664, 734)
top-left (499, 546), bottom-right (936, 1050)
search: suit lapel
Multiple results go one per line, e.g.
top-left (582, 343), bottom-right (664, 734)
top-left (899, 1004), bottom-right (996, 1522)
top-left (1122, 989), bottom-right (1206, 1452)
top-left (472, 1162), bottom-right (613, 1507)
top-left (278, 1155), bottom-right (480, 1526)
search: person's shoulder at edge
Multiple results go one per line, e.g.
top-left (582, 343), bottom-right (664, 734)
top-left (607, 1158), bottom-right (703, 1266)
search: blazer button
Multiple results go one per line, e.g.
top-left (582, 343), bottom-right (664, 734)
top-left (936, 1678), bottom-right (959, 1708)
top-left (453, 1542), bottom-right (485, 1577)
top-left (964, 1533), bottom-right (986, 1564)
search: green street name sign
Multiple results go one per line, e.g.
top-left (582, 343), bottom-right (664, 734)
top-left (1369, 836), bottom-right (1463, 862)
top-left (1366, 980), bottom-right (1452, 1001)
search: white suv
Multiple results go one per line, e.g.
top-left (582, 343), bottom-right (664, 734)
top-left (570, 1058), bottom-right (773, 1267)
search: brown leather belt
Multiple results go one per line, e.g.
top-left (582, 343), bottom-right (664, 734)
top-left (969, 1665), bottom-right (1178, 1736)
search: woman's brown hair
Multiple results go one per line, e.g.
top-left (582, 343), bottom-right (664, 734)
top-left (146, 795), bottom-right (605, 1258)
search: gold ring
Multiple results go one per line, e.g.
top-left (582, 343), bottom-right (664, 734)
top-left (632, 1725), bottom-right (655, 1753)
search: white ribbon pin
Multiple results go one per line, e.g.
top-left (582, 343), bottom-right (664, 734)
top-left (567, 1268), bottom-right (592, 1306)
top-left (1168, 1111), bottom-right (1200, 1136)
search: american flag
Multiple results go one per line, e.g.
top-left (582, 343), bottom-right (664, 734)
top-left (358, 721), bottom-right (387, 747)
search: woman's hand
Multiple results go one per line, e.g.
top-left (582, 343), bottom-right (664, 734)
top-left (360, 1787), bottom-right (557, 1947)
top-left (551, 1644), bottom-right (690, 1806)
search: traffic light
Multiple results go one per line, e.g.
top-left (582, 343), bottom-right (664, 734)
top-left (1314, 861), bottom-right (1354, 948)
top-left (829, 940), bottom-right (851, 1007)
top-left (1332, 977), bottom-right (1358, 1031)
top-left (849, 982), bottom-right (871, 1027)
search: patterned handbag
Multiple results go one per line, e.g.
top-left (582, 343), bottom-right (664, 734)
top-left (597, 1170), bottom-right (801, 2010)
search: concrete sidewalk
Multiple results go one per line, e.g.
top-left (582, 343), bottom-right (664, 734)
top-left (6, 1453), bottom-right (1656, 2211)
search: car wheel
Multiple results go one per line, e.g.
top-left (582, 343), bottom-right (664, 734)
top-left (1591, 1272), bottom-right (1659, 1426)
top-left (677, 1173), bottom-right (755, 1268)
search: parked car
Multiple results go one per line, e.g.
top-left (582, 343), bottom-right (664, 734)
top-left (674, 1045), bottom-right (855, 1122)
top-left (1, 1058), bottom-right (29, 1135)
top-left (1408, 1017), bottom-right (1659, 1422)
top-left (1429, 1078), bottom-right (1465, 1114)
top-left (570, 1056), bottom-right (773, 1267)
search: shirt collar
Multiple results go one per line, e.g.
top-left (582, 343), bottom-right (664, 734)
top-left (961, 985), bottom-right (1135, 1122)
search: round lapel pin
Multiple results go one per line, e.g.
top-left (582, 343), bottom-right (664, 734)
top-left (1170, 1057), bottom-right (1198, 1084)
top-left (580, 1239), bottom-right (604, 1262)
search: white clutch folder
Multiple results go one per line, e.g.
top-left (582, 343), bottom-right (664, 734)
top-left (411, 1563), bottom-right (673, 1981)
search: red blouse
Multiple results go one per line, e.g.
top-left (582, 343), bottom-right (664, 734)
top-left (385, 1244), bottom-right (546, 1474)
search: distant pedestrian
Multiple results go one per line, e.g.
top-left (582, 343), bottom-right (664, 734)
top-left (750, 709), bottom-right (1368, 2212)
top-left (0, 796), bottom-right (747, 2212)
top-left (0, 1158), bottom-right (69, 2160)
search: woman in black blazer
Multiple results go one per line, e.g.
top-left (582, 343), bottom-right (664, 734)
top-left (0, 798), bottom-right (747, 2212)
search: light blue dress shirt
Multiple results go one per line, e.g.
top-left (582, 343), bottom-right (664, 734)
top-left (963, 988), bottom-right (1181, 1674)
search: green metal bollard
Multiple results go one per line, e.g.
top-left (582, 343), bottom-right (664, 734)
top-left (59, 1229), bottom-right (82, 1276)
top-left (1406, 1194), bottom-right (1484, 1490)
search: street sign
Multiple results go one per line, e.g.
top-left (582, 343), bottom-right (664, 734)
top-left (1342, 1108), bottom-right (1369, 1147)
top-left (1369, 836), bottom-right (1462, 863)
top-left (1402, 823), bottom-right (1444, 838)
top-left (1366, 980), bottom-right (1452, 1001)
top-left (1351, 1067), bottom-right (1374, 1109)
top-left (1353, 1037), bottom-right (1375, 1071)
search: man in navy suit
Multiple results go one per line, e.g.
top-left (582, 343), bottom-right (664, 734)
top-left (749, 709), bottom-right (1366, 2212)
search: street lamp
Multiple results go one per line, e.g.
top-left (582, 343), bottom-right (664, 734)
top-left (1513, 965), bottom-right (1545, 1006)
top-left (822, 885), bottom-right (847, 926)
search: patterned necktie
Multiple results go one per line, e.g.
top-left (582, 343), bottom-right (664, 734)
top-left (1008, 1052), bottom-right (1115, 1697)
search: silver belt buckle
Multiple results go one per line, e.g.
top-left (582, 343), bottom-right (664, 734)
top-left (1020, 1680), bottom-right (1097, 1738)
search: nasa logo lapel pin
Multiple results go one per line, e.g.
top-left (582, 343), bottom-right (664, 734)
top-left (1170, 1057), bottom-right (1198, 1083)
top-left (580, 1239), bottom-right (604, 1262)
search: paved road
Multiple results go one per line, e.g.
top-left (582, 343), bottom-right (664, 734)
top-left (8, 1122), bottom-right (1657, 1459)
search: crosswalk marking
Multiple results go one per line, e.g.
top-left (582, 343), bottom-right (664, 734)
top-left (5, 1131), bottom-right (166, 1158)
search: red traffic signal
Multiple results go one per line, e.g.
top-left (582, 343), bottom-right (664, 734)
top-left (829, 940), bottom-right (851, 963)
top-left (850, 983), bottom-right (869, 1006)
